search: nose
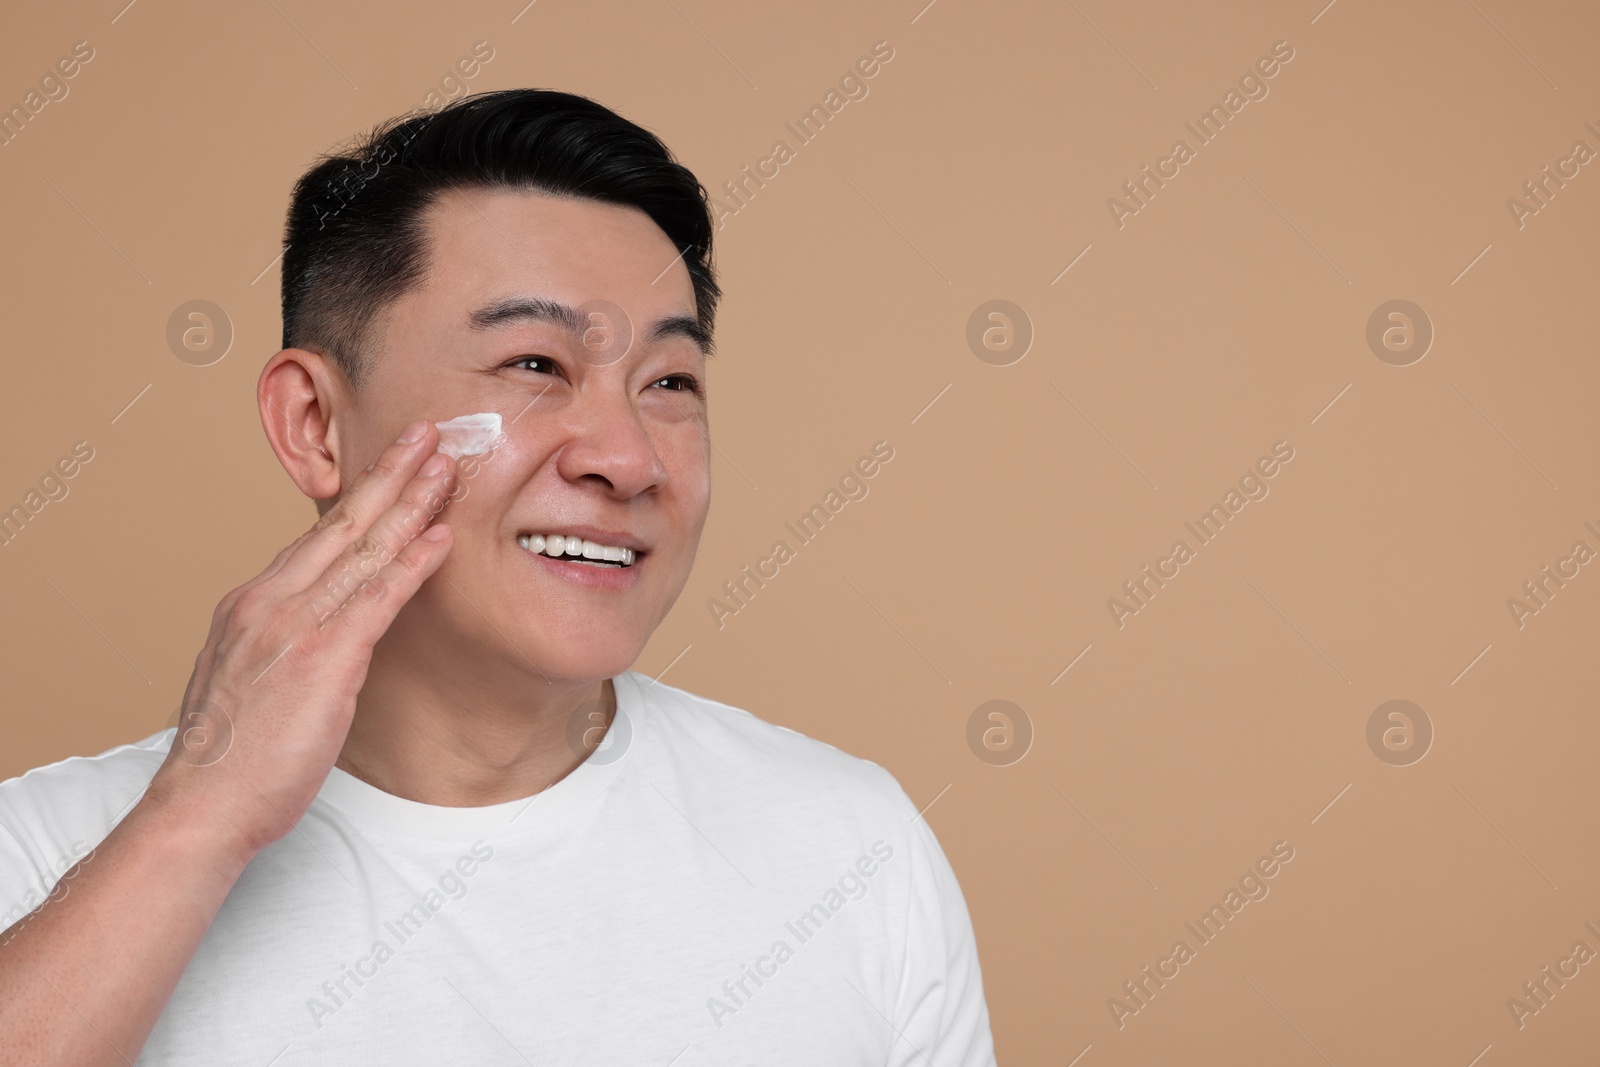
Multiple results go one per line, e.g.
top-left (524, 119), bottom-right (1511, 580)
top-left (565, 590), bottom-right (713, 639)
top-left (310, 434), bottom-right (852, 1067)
top-left (552, 384), bottom-right (669, 499)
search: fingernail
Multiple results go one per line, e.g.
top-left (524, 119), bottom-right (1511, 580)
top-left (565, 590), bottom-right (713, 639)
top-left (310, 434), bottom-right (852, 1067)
top-left (398, 418), bottom-right (429, 444)
top-left (421, 453), bottom-right (450, 477)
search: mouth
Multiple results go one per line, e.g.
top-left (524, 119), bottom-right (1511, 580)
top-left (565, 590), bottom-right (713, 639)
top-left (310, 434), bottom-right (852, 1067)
top-left (517, 533), bottom-right (640, 569)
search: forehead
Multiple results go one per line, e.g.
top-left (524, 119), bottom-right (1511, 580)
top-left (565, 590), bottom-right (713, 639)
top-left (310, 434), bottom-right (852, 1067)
top-left (413, 187), bottom-right (697, 333)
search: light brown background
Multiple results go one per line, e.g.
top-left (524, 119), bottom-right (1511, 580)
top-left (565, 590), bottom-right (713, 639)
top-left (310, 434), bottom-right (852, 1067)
top-left (3, 0), bottom-right (1598, 1062)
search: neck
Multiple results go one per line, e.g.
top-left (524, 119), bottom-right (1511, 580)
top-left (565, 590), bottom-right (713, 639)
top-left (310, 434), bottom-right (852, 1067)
top-left (340, 622), bottom-right (613, 807)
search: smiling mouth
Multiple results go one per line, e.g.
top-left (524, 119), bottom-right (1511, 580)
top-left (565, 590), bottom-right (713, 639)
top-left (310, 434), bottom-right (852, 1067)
top-left (517, 533), bottom-right (637, 568)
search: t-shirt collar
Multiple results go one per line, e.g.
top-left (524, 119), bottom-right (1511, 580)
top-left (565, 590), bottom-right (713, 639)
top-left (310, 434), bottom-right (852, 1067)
top-left (313, 670), bottom-right (645, 841)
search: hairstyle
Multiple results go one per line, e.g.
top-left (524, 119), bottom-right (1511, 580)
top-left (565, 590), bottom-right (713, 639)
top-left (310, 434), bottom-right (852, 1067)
top-left (281, 88), bottom-right (721, 389)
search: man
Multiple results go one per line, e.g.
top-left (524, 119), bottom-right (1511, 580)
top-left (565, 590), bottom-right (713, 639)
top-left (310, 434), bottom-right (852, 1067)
top-left (0, 89), bottom-right (995, 1064)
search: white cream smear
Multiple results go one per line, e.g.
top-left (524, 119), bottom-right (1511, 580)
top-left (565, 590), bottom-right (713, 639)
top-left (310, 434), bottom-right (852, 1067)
top-left (433, 412), bottom-right (505, 459)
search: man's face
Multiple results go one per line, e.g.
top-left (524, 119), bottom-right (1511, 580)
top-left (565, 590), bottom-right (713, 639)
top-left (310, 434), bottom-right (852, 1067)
top-left (337, 188), bottom-right (711, 683)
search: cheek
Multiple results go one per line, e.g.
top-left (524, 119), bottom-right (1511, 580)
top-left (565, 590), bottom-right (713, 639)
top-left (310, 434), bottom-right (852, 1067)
top-left (664, 431), bottom-right (712, 514)
top-left (438, 440), bottom-right (528, 520)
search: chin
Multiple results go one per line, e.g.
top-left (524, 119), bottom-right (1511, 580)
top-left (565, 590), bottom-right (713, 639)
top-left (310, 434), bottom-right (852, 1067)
top-left (523, 637), bottom-right (644, 686)
top-left (503, 580), bottom-right (659, 683)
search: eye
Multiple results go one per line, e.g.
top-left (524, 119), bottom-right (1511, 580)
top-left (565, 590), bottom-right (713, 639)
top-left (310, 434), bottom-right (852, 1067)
top-left (507, 356), bottom-right (562, 376)
top-left (652, 374), bottom-right (703, 397)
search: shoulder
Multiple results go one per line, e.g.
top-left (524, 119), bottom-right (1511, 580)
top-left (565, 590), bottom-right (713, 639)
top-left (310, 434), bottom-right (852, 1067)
top-left (0, 728), bottom-right (171, 810)
top-left (0, 730), bottom-right (172, 882)
top-left (621, 674), bottom-right (995, 1059)
top-left (622, 671), bottom-right (920, 824)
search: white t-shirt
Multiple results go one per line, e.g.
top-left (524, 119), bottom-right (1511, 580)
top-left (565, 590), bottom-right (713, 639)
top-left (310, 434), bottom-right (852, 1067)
top-left (0, 671), bottom-right (996, 1065)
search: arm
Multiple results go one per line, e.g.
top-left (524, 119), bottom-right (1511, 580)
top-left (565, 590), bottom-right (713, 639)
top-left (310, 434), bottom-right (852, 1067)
top-left (0, 790), bottom-right (254, 1066)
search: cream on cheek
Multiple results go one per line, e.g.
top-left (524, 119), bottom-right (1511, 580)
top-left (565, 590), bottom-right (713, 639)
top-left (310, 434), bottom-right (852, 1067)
top-left (434, 412), bottom-right (506, 458)
top-left (416, 413), bottom-right (514, 531)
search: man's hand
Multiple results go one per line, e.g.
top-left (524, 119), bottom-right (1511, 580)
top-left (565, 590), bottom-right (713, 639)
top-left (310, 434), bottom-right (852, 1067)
top-left (147, 416), bottom-right (459, 861)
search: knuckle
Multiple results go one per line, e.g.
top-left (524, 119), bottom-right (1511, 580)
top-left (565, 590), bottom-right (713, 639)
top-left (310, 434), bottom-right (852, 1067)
top-left (350, 531), bottom-right (393, 572)
top-left (259, 595), bottom-right (298, 631)
top-left (223, 585), bottom-right (261, 620)
top-left (358, 572), bottom-right (391, 601)
top-left (319, 504), bottom-right (359, 540)
top-left (395, 544), bottom-right (429, 578)
top-left (410, 478), bottom-right (452, 515)
top-left (190, 646), bottom-right (215, 682)
top-left (311, 567), bottom-right (363, 619)
top-left (304, 583), bottom-right (347, 628)
top-left (370, 447), bottom-right (409, 482)
top-left (263, 611), bottom-right (304, 655)
top-left (211, 591), bottom-right (244, 633)
top-left (385, 503), bottom-right (431, 545)
top-left (211, 592), bottom-right (239, 628)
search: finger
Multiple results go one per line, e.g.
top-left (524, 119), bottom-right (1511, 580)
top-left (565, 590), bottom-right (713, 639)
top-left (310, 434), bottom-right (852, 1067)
top-left (244, 449), bottom-right (396, 592)
top-left (309, 520), bottom-right (453, 650)
top-left (249, 517), bottom-right (328, 588)
top-left (250, 470), bottom-right (374, 587)
top-left (296, 451), bottom-right (458, 629)
top-left (269, 419), bottom-right (444, 592)
top-left (252, 463), bottom-right (394, 583)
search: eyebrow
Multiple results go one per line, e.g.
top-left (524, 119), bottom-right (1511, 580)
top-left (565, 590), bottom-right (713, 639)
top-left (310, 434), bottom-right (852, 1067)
top-left (467, 296), bottom-right (714, 356)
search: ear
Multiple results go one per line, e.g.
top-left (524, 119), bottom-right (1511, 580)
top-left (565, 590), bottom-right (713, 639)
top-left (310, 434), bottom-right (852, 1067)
top-left (257, 348), bottom-right (351, 505)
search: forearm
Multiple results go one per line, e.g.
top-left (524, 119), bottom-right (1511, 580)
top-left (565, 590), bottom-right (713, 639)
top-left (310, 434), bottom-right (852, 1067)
top-left (0, 791), bottom-right (254, 1067)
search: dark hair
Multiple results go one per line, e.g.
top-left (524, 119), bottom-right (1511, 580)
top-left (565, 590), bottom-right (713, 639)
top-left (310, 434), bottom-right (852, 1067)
top-left (281, 89), bottom-right (721, 389)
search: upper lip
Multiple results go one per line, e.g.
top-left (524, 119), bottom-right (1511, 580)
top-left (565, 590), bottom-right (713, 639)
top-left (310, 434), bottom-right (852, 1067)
top-left (518, 524), bottom-right (650, 554)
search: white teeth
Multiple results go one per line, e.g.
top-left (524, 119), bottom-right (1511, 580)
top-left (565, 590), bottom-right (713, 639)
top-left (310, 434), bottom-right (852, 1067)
top-left (517, 534), bottom-right (637, 567)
